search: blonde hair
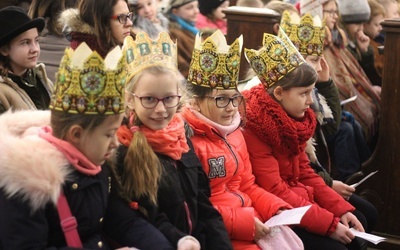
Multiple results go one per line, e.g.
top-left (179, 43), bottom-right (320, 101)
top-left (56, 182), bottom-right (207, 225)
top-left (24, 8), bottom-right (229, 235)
top-left (265, 0), bottom-right (298, 15)
top-left (121, 65), bottom-right (182, 206)
top-left (368, 0), bottom-right (386, 20)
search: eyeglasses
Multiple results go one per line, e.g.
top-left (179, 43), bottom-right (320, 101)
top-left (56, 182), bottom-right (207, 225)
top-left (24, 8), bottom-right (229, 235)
top-left (110, 12), bottom-right (134, 24)
top-left (204, 95), bottom-right (244, 108)
top-left (129, 93), bottom-right (181, 109)
top-left (323, 10), bottom-right (339, 17)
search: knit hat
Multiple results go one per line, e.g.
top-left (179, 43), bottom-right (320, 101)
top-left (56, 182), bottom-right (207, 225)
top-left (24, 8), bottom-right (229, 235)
top-left (198, 0), bottom-right (227, 16)
top-left (169, 0), bottom-right (197, 10)
top-left (0, 6), bottom-right (45, 47)
top-left (337, 0), bottom-right (370, 24)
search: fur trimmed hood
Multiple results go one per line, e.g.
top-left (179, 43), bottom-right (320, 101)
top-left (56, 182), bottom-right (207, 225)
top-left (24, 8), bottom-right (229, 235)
top-left (0, 110), bottom-right (71, 211)
top-left (60, 8), bottom-right (93, 35)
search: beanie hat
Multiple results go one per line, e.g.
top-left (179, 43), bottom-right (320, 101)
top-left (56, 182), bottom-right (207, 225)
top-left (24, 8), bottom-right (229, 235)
top-left (167, 0), bottom-right (197, 13)
top-left (338, 0), bottom-right (370, 24)
top-left (198, 0), bottom-right (227, 16)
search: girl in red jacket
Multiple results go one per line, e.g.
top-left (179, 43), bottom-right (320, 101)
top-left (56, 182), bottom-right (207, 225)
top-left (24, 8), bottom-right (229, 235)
top-left (183, 30), bottom-right (295, 250)
top-left (241, 32), bottom-right (365, 250)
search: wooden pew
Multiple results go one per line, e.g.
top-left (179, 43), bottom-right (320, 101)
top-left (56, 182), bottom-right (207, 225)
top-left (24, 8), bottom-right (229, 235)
top-left (225, 6), bottom-right (400, 247)
top-left (224, 6), bottom-right (280, 80)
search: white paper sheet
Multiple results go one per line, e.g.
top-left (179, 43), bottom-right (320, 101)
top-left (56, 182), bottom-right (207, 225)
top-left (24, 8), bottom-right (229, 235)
top-left (350, 228), bottom-right (386, 245)
top-left (265, 205), bottom-right (311, 227)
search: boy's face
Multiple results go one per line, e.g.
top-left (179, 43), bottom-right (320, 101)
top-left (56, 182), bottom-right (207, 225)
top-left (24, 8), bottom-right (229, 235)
top-left (0, 28), bottom-right (40, 76)
top-left (364, 14), bottom-right (384, 39)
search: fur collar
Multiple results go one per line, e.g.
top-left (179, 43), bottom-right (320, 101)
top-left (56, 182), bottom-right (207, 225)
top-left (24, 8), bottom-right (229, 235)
top-left (243, 85), bottom-right (317, 156)
top-left (60, 8), bottom-right (94, 34)
top-left (0, 110), bottom-right (71, 211)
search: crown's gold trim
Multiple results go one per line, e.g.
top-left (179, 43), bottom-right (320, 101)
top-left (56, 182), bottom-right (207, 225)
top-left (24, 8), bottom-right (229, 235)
top-left (50, 42), bottom-right (128, 115)
top-left (188, 30), bottom-right (243, 89)
top-left (244, 32), bottom-right (305, 89)
top-left (279, 10), bottom-right (325, 56)
top-left (125, 32), bottom-right (177, 82)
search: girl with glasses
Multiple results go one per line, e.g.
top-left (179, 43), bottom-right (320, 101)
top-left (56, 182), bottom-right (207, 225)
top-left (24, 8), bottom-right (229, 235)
top-left (60, 0), bottom-right (134, 58)
top-left (182, 30), bottom-right (299, 250)
top-left (115, 32), bottom-right (232, 250)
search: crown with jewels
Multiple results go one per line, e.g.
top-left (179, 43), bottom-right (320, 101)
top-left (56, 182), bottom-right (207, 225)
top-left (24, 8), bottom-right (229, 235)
top-left (50, 40), bottom-right (130, 115)
top-left (244, 32), bottom-right (305, 89)
top-left (125, 31), bottom-right (178, 82)
top-left (188, 29), bottom-right (243, 89)
top-left (279, 10), bottom-right (325, 56)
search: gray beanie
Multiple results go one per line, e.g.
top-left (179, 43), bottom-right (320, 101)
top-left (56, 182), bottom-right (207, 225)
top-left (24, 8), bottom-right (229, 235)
top-left (338, 0), bottom-right (371, 24)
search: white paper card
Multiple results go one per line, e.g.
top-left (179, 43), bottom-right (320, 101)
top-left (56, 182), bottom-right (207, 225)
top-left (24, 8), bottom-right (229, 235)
top-left (340, 95), bottom-right (357, 105)
top-left (350, 228), bottom-right (386, 245)
top-left (350, 170), bottom-right (378, 188)
top-left (265, 205), bottom-right (311, 227)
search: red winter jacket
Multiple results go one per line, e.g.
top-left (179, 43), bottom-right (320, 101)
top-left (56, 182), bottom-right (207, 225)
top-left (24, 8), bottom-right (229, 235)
top-left (242, 85), bottom-right (355, 236)
top-left (183, 108), bottom-right (291, 243)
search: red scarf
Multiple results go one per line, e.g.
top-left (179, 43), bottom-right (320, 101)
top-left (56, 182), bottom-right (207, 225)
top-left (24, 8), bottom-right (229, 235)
top-left (39, 126), bottom-right (101, 176)
top-left (243, 85), bottom-right (316, 156)
top-left (117, 114), bottom-right (189, 160)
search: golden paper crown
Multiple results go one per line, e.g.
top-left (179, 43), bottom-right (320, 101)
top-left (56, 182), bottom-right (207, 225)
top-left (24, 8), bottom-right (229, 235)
top-left (279, 10), bottom-right (325, 56)
top-left (188, 29), bottom-right (243, 89)
top-left (125, 31), bottom-right (177, 81)
top-left (244, 32), bottom-right (305, 89)
top-left (50, 41), bottom-right (128, 115)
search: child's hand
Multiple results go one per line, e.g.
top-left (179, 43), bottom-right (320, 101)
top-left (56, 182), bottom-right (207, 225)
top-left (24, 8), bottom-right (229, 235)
top-left (177, 236), bottom-right (201, 250)
top-left (356, 30), bottom-right (370, 53)
top-left (318, 57), bottom-right (330, 82)
top-left (254, 217), bottom-right (270, 242)
top-left (329, 222), bottom-right (355, 244)
top-left (341, 212), bottom-right (365, 232)
top-left (332, 180), bottom-right (355, 200)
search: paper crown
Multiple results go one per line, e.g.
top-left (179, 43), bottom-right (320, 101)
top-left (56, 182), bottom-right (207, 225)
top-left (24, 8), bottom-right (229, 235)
top-left (244, 32), bottom-right (305, 89)
top-left (50, 41), bottom-right (129, 115)
top-left (279, 10), bottom-right (325, 56)
top-left (125, 31), bottom-right (178, 82)
top-left (188, 29), bottom-right (243, 89)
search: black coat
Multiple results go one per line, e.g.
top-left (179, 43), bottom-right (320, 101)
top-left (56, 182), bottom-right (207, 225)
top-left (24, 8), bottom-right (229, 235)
top-left (117, 138), bottom-right (233, 250)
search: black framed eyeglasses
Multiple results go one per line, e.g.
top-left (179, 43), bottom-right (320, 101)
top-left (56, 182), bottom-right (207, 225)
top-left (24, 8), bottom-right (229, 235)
top-left (129, 93), bottom-right (181, 109)
top-left (204, 95), bottom-right (244, 108)
top-left (323, 10), bottom-right (339, 17)
top-left (110, 12), bottom-right (134, 24)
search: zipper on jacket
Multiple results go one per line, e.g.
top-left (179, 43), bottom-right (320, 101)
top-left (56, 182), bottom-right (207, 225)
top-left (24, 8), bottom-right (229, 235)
top-left (214, 130), bottom-right (240, 176)
top-left (225, 187), bottom-right (245, 206)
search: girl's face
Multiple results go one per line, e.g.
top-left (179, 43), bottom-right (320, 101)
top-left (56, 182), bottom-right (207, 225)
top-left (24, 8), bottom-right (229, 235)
top-left (136, 0), bottom-right (158, 22)
top-left (275, 84), bottom-right (315, 119)
top-left (172, 1), bottom-right (199, 23)
top-left (128, 72), bottom-right (180, 131)
top-left (305, 55), bottom-right (322, 73)
top-left (76, 114), bottom-right (124, 166)
top-left (212, 0), bottom-right (229, 21)
top-left (110, 0), bottom-right (133, 45)
top-left (0, 28), bottom-right (40, 76)
top-left (322, 0), bottom-right (338, 30)
top-left (195, 89), bottom-right (242, 126)
top-left (364, 14), bottom-right (384, 39)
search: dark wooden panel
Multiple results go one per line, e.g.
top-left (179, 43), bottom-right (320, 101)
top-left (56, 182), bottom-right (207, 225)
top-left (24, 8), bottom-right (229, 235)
top-left (356, 18), bottom-right (400, 244)
top-left (224, 6), bottom-right (280, 80)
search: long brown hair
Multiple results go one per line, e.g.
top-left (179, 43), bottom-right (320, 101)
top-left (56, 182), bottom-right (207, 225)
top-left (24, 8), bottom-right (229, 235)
top-left (121, 65), bottom-right (182, 205)
top-left (28, 0), bottom-right (78, 36)
top-left (77, 0), bottom-right (127, 53)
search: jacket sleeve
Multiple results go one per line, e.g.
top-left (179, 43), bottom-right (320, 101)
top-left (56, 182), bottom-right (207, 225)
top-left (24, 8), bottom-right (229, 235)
top-left (242, 130), bottom-right (349, 236)
top-left (104, 184), bottom-right (174, 250)
top-left (196, 167), bottom-right (233, 250)
top-left (237, 131), bottom-right (292, 221)
top-left (316, 78), bottom-right (342, 137)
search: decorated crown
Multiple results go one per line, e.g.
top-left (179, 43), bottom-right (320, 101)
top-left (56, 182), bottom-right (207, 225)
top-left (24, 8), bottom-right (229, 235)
top-left (279, 10), bottom-right (325, 56)
top-left (50, 41), bottom-right (129, 115)
top-left (244, 32), bottom-right (305, 89)
top-left (125, 31), bottom-right (177, 82)
top-left (187, 29), bottom-right (243, 89)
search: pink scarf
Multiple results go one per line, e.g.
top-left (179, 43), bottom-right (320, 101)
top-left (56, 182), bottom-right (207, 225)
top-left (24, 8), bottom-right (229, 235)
top-left (39, 126), bottom-right (101, 176)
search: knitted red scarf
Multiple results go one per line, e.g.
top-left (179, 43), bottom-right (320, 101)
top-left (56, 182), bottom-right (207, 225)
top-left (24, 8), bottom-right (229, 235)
top-left (243, 85), bottom-right (317, 156)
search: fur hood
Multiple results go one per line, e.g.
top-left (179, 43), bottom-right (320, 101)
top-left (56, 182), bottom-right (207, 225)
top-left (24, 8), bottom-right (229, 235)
top-left (60, 8), bottom-right (94, 35)
top-left (0, 110), bottom-right (72, 211)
